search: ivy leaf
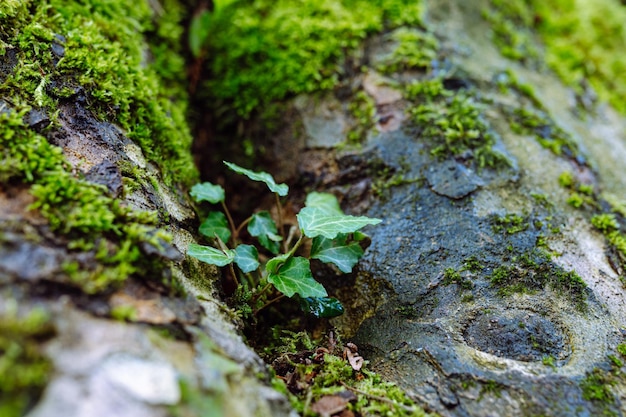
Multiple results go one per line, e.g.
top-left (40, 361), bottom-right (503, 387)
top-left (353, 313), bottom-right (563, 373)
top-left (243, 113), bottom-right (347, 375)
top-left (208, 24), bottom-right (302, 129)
top-left (265, 253), bottom-right (290, 274)
top-left (233, 244), bottom-right (259, 273)
top-left (297, 207), bottom-right (382, 239)
top-left (267, 257), bottom-right (327, 298)
top-left (199, 211), bottom-right (231, 243)
top-left (190, 182), bottom-right (225, 204)
top-left (189, 10), bottom-right (212, 58)
top-left (224, 161), bottom-right (289, 196)
top-left (188, 243), bottom-right (235, 266)
top-left (310, 234), bottom-right (364, 273)
top-left (305, 192), bottom-right (342, 214)
top-left (298, 297), bottom-right (345, 318)
top-left (248, 211), bottom-right (281, 254)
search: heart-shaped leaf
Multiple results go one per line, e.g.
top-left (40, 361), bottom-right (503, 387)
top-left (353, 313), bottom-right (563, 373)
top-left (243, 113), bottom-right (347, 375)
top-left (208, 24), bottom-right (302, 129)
top-left (248, 211), bottom-right (281, 254)
top-left (298, 296), bottom-right (344, 318)
top-left (199, 211), bottom-right (231, 243)
top-left (297, 207), bottom-right (381, 239)
top-left (188, 243), bottom-right (235, 266)
top-left (190, 182), bottom-right (225, 204)
top-left (267, 257), bottom-right (327, 298)
top-left (233, 244), bottom-right (259, 273)
top-left (224, 161), bottom-right (288, 196)
top-left (310, 234), bottom-right (364, 273)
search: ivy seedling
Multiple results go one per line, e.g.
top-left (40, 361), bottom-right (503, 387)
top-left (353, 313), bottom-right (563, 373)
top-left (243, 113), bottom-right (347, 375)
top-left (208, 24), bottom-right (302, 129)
top-left (188, 161), bottom-right (381, 318)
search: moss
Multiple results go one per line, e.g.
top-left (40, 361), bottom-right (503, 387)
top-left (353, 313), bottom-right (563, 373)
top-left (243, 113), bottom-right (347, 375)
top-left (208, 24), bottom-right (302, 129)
top-left (0, 0), bottom-right (197, 187)
top-left (485, 0), bottom-right (626, 115)
top-left (347, 90), bottom-right (377, 144)
top-left (617, 344), bottom-right (626, 357)
top-left (489, 250), bottom-right (587, 310)
top-left (482, 1), bottom-right (540, 63)
top-left (0, 0), bottom-right (193, 294)
top-left (376, 27), bottom-right (439, 74)
top-left (442, 267), bottom-right (473, 290)
top-left (580, 368), bottom-right (615, 405)
top-left (492, 213), bottom-right (529, 234)
top-left (202, 0), bottom-right (424, 118)
top-left (0, 302), bottom-right (55, 417)
top-left (406, 77), bottom-right (510, 168)
top-left (274, 349), bottom-right (432, 416)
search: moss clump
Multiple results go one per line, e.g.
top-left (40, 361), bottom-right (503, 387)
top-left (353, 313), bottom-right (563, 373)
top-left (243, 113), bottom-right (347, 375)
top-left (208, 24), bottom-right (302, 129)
top-left (491, 213), bottom-right (529, 235)
top-left (485, 0), bottom-right (626, 115)
top-left (0, 0), bottom-right (192, 293)
top-left (580, 368), bottom-right (615, 406)
top-left (489, 250), bottom-right (587, 310)
top-left (406, 77), bottom-right (510, 168)
top-left (202, 0), bottom-right (424, 118)
top-left (0, 0), bottom-right (196, 186)
top-left (1, 107), bottom-right (170, 293)
top-left (347, 90), bottom-right (377, 143)
top-left (272, 345), bottom-right (432, 416)
top-left (482, 0), bottom-right (540, 63)
top-left (0, 302), bottom-right (55, 417)
top-left (376, 27), bottom-right (439, 74)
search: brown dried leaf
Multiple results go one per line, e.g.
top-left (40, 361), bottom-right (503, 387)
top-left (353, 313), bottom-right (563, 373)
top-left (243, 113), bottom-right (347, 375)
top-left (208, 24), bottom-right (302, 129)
top-left (346, 350), bottom-right (364, 371)
top-left (310, 395), bottom-right (349, 417)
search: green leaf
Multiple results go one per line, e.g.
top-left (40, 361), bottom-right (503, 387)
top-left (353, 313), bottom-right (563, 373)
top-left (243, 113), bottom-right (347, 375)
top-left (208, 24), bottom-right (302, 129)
top-left (248, 211), bottom-right (281, 254)
top-left (297, 207), bottom-right (382, 239)
top-left (233, 244), bottom-right (259, 273)
top-left (188, 243), bottom-right (235, 266)
top-left (224, 161), bottom-right (289, 196)
top-left (199, 211), bottom-right (231, 243)
top-left (190, 182), bottom-right (225, 204)
top-left (305, 192), bottom-right (342, 214)
top-left (310, 234), bottom-right (364, 273)
top-left (189, 10), bottom-right (212, 58)
top-left (298, 297), bottom-right (344, 318)
top-left (267, 257), bottom-right (327, 298)
top-left (265, 253), bottom-right (290, 274)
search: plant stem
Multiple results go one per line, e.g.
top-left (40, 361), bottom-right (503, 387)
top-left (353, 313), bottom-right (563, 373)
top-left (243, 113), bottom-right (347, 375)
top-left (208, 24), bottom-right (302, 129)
top-left (235, 215), bottom-right (253, 236)
top-left (254, 293), bottom-right (285, 315)
top-left (251, 282), bottom-right (272, 303)
top-left (286, 234), bottom-right (305, 258)
top-left (339, 382), bottom-right (418, 413)
top-left (275, 193), bottom-right (285, 250)
top-left (221, 201), bottom-right (238, 243)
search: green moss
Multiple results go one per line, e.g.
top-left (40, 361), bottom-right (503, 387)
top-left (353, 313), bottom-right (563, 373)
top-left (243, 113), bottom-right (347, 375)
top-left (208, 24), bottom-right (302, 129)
top-left (442, 267), bottom-right (473, 290)
top-left (489, 250), bottom-right (587, 310)
top-left (0, 302), bottom-right (55, 417)
top-left (617, 344), bottom-right (626, 357)
top-left (482, 1), bottom-right (540, 63)
top-left (376, 27), bottom-right (439, 74)
top-left (492, 213), bottom-right (529, 234)
top-left (580, 368), bottom-right (615, 405)
top-left (347, 90), bottom-right (377, 143)
top-left (0, 0), bottom-right (197, 187)
top-left (276, 351), bottom-right (431, 416)
top-left (406, 78), bottom-right (510, 168)
top-left (202, 0), bottom-right (424, 118)
top-left (0, 0), bottom-right (192, 294)
top-left (485, 0), bottom-right (626, 115)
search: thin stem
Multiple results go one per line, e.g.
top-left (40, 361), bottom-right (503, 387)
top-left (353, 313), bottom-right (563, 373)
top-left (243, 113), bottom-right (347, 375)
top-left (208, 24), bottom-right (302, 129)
top-left (251, 282), bottom-right (272, 303)
top-left (235, 215), bottom-right (253, 236)
top-left (275, 193), bottom-right (285, 250)
top-left (221, 201), bottom-right (238, 243)
top-left (253, 293), bottom-right (285, 315)
top-left (286, 234), bottom-right (305, 259)
top-left (339, 382), bottom-right (417, 413)
top-left (228, 263), bottom-right (239, 287)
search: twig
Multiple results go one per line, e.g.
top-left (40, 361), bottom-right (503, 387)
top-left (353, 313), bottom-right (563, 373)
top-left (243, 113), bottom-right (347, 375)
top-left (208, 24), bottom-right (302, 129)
top-left (339, 382), bottom-right (418, 413)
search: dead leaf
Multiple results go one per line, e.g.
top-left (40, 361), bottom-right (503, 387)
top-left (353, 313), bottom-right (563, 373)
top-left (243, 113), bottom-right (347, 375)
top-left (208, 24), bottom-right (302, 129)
top-left (310, 395), bottom-right (350, 417)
